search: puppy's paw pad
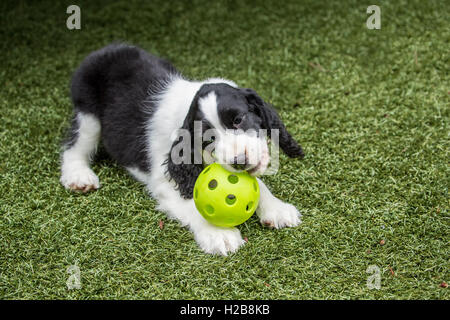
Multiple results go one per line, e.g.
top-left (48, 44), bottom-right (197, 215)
top-left (195, 226), bottom-right (245, 256)
top-left (259, 201), bottom-right (301, 229)
top-left (61, 168), bottom-right (100, 193)
top-left (261, 220), bottom-right (275, 228)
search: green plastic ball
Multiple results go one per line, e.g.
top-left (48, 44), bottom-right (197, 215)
top-left (194, 163), bottom-right (260, 228)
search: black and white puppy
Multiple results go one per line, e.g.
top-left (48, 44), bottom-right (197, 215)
top-left (60, 43), bottom-right (304, 255)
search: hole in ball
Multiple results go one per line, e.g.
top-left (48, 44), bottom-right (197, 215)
top-left (246, 201), bottom-right (254, 211)
top-left (205, 204), bottom-right (215, 215)
top-left (228, 175), bottom-right (239, 184)
top-left (208, 179), bottom-right (218, 190)
top-left (225, 194), bottom-right (237, 205)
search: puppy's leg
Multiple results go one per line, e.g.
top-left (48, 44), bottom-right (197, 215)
top-left (150, 180), bottom-right (245, 255)
top-left (60, 112), bottom-right (101, 192)
top-left (256, 178), bottom-right (301, 229)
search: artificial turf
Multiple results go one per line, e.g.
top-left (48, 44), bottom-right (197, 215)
top-left (0, 0), bottom-right (448, 299)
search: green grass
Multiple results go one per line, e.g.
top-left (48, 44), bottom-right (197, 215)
top-left (0, 0), bottom-right (448, 299)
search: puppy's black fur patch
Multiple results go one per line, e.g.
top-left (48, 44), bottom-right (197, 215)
top-left (68, 43), bottom-right (178, 172)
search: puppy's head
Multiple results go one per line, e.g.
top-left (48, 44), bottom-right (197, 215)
top-left (167, 82), bottom-right (304, 198)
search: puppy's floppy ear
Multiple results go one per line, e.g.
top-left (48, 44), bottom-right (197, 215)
top-left (166, 84), bottom-right (213, 199)
top-left (243, 88), bottom-right (304, 158)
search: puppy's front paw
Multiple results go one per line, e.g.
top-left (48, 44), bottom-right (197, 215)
top-left (194, 224), bottom-right (245, 256)
top-left (60, 166), bottom-right (100, 193)
top-left (258, 200), bottom-right (301, 229)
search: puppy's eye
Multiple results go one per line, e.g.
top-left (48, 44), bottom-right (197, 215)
top-left (233, 115), bottom-right (243, 126)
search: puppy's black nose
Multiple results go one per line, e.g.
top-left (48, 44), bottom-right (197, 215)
top-left (233, 154), bottom-right (248, 165)
top-left (231, 154), bottom-right (248, 170)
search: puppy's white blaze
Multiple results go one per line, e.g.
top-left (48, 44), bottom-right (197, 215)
top-left (198, 92), bottom-right (237, 166)
top-left (199, 92), bottom-right (225, 132)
